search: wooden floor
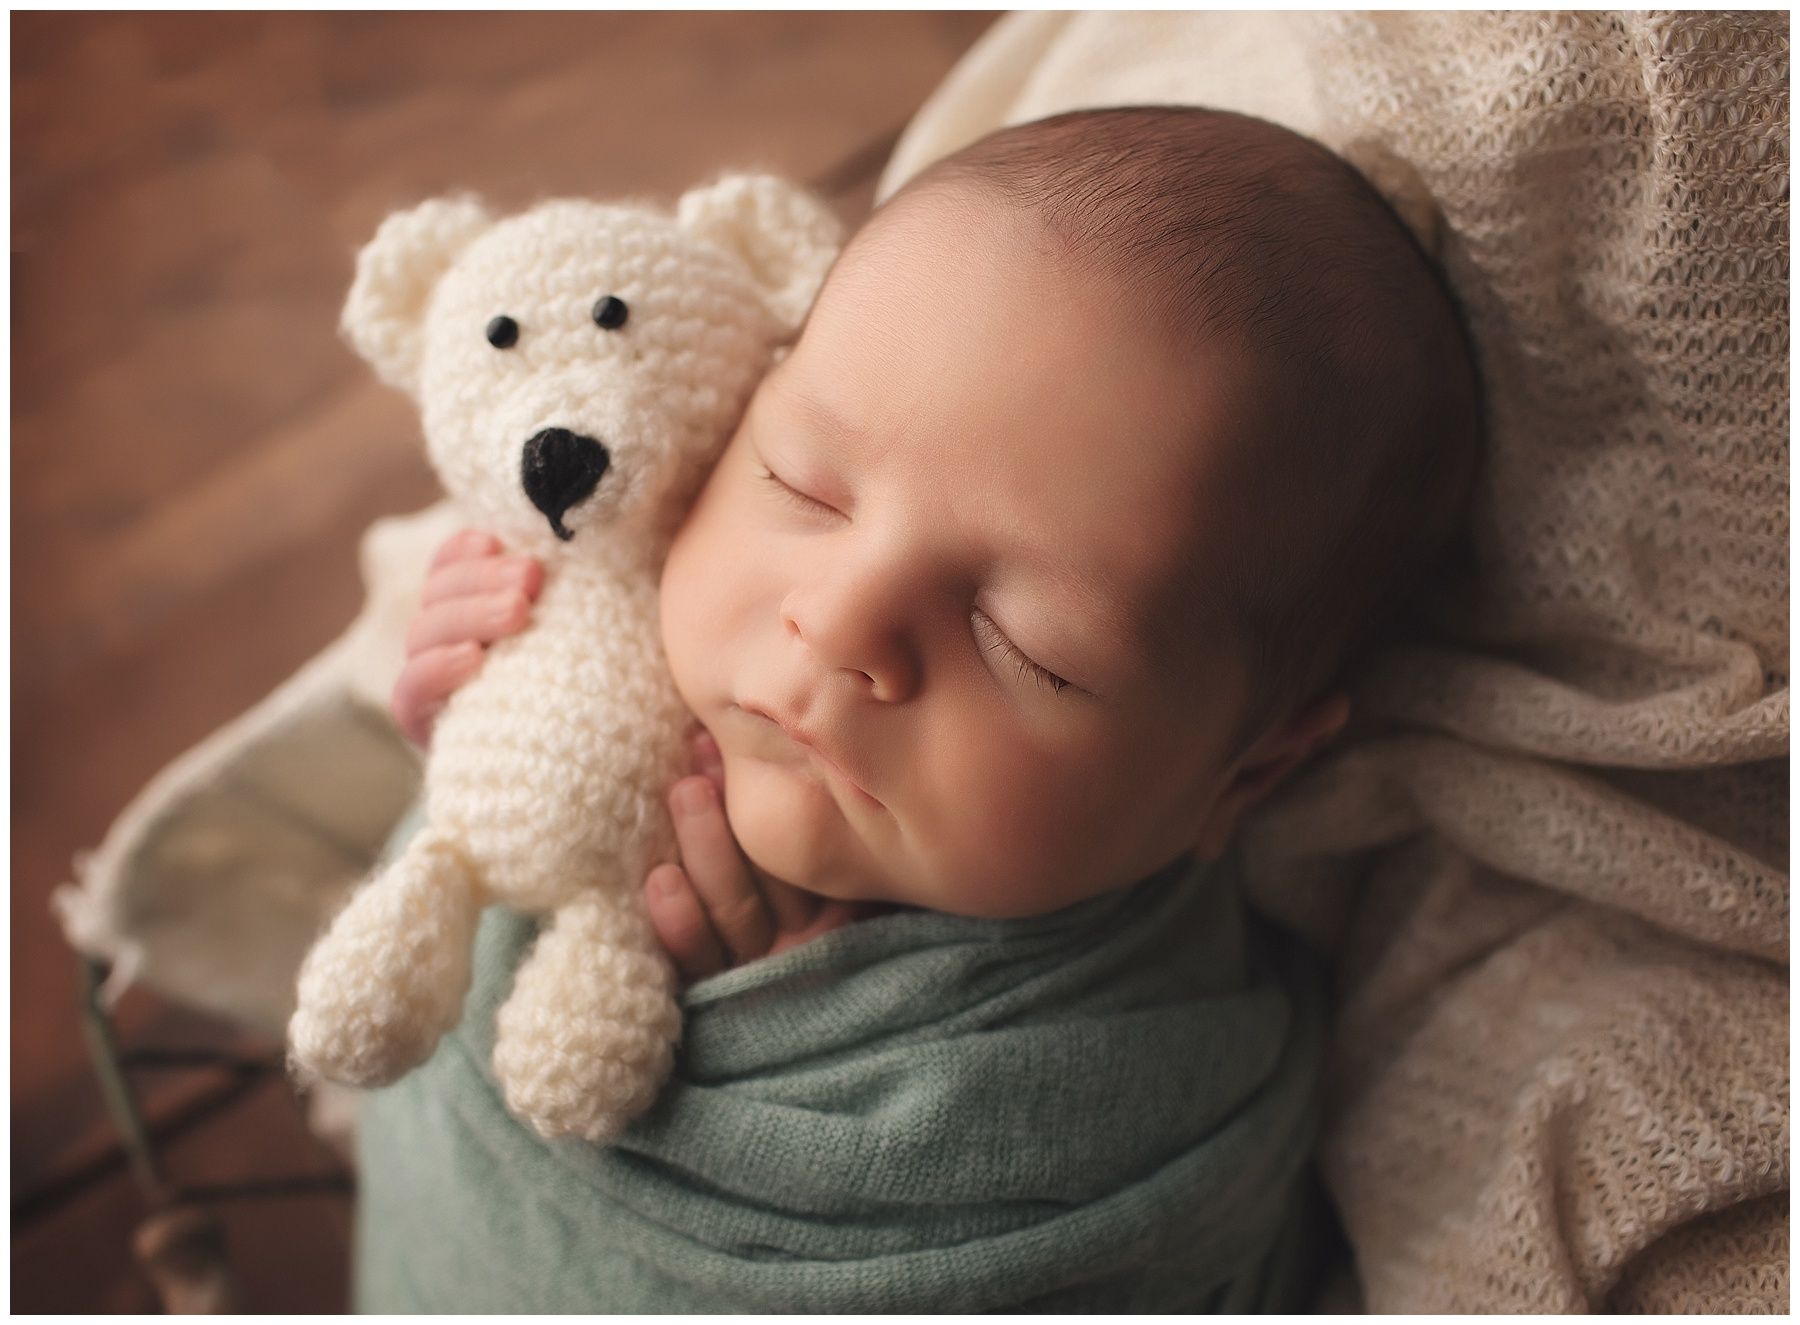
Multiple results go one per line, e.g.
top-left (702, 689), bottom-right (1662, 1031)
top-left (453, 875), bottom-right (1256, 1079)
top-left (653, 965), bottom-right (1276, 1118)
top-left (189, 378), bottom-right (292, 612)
top-left (11, 12), bottom-right (995, 1311)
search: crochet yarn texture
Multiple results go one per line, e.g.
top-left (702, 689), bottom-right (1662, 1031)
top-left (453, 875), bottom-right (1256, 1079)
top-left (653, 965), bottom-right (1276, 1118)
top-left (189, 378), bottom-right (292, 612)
top-left (883, 9), bottom-right (1788, 1313)
top-left (287, 177), bottom-right (842, 1141)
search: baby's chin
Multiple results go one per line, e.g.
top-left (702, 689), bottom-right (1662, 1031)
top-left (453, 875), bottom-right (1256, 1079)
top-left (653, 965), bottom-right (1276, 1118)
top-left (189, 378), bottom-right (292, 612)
top-left (719, 753), bottom-right (886, 900)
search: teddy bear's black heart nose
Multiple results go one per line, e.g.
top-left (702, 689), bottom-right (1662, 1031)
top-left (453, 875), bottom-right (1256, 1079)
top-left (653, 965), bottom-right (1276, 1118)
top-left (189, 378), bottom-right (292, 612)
top-left (520, 427), bottom-right (611, 541)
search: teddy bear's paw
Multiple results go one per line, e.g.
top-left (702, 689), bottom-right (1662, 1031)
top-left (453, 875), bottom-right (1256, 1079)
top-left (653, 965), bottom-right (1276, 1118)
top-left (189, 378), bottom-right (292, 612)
top-left (498, 1046), bottom-right (677, 1144)
top-left (491, 889), bottom-right (682, 1141)
top-left (494, 984), bottom-right (680, 1142)
top-left (287, 830), bottom-right (482, 1087)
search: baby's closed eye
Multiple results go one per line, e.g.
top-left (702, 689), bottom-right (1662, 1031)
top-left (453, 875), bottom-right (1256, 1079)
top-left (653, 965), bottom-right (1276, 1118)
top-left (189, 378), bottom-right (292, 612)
top-left (972, 609), bottom-right (1072, 695)
top-left (755, 465), bottom-right (841, 518)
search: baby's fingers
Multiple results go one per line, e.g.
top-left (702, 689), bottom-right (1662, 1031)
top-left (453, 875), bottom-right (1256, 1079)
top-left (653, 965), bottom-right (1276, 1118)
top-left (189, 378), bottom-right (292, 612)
top-left (767, 897), bottom-right (864, 958)
top-left (669, 776), bottom-right (774, 964)
top-left (404, 591), bottom-right (533, 657)
top-left (643, 864), bottom-right (729, 982)
top-left (689, 728), bottom-right (725, 789)
top-left (391, 642), bottom-right (484, 747)
top-left (428, 528), bottom-right (503, 571)
top-left (420, 552), bottom-right (543, 609)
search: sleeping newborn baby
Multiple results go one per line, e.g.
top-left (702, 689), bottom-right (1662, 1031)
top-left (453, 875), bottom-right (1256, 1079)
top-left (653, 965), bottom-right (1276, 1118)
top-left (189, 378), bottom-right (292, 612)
top-left (361, 105), bottom-right (1481, 1312)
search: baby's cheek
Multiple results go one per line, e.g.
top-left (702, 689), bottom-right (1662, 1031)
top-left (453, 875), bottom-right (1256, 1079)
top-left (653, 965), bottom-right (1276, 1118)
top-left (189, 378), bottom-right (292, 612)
top-left (659, 512), bottom-right (743, 709)
top-left (657, 586), bottom-right (706, 717)
top-left (919, 736), bottom-right (1099, 917)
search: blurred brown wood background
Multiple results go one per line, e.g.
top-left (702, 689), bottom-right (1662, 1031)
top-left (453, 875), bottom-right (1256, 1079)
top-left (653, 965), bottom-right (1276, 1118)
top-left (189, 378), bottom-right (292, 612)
top-left (12, 12), bottom-right (994, 1311)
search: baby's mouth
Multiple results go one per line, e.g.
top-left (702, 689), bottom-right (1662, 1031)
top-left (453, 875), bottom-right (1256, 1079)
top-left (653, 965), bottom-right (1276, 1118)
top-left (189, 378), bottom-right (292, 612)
top-left (734, 702), bottom-right (883, 810)
top-left (797, 739), bottom-right (883, 810)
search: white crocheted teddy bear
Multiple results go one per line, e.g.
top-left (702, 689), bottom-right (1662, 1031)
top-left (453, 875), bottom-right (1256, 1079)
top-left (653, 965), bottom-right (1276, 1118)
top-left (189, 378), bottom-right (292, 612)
top-left (287, 177), bottom-right (842, 1141)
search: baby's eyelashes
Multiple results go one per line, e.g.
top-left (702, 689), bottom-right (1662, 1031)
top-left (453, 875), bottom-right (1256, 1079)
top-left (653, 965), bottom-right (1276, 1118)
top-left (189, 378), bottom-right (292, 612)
top-left (756, 466), bottom-right (841, 519)
top-left (971, 609), bottom-right (1075, 697)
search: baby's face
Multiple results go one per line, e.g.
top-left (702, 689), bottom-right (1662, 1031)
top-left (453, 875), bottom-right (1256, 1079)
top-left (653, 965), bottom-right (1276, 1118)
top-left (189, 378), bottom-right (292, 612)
top-left (660, 188), bottom-right (1255, 918)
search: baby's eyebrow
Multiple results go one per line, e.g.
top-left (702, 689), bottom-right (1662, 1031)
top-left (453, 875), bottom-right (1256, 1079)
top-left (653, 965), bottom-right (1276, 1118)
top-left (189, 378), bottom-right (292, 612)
top-left (782, 386), bottom-right (871, 460)
top-left (1017, 552), bottom-right (1156, 684)
top-left (1031, 532), bottom-right (1236, 693)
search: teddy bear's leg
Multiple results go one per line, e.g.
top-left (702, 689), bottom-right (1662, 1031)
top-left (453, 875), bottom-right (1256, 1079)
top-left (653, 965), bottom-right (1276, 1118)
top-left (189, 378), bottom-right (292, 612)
top-left (492, 888), bottom-right (680, 1143)
top-left (287, 829), bottom-right (482, 1088)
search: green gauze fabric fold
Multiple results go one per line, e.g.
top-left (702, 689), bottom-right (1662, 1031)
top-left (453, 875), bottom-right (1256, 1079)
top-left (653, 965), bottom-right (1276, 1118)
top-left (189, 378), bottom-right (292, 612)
top-left (354, 851), bottom-right (1327, 1312)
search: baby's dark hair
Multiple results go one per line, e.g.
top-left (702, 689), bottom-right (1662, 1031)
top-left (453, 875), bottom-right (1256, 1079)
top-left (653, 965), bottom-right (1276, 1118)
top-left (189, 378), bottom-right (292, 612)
top-left (902, 106), bottom-right (1483, 758)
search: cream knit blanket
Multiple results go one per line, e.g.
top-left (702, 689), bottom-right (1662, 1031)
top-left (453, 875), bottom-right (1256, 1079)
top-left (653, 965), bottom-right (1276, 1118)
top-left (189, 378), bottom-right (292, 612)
top-left (881, 11), bottom-right (1788, 1314)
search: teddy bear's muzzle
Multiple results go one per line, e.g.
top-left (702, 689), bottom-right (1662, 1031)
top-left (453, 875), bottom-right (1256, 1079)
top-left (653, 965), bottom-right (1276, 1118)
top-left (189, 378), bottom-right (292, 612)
top-left (521, 427), bottom-right (611, 541)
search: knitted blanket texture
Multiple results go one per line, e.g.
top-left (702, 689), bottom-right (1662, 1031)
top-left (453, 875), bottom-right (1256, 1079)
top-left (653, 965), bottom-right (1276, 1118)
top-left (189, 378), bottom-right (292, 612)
top-left (881, 10), bottom-right (1788, 1312)
top-left (353, 853), bottom-right (1328, 1312)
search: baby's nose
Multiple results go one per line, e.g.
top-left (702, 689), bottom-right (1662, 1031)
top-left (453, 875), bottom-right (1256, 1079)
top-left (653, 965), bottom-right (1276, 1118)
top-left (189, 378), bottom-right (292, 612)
top-left (781, 590), bottom-right (920, 703)
top-left (520, 427), bottom-right (610, 541)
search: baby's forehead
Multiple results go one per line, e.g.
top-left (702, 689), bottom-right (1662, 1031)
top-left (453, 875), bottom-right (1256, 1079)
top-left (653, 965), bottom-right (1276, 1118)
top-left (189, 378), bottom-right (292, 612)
top-left (866, 145), bottom-right (1315, 328)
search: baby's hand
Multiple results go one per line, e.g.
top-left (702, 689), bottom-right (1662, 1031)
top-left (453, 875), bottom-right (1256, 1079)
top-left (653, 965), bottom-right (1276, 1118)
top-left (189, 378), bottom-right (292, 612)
top-left (390, 529), bottom-right (544, 748)
top-left (646, 729), bottom-right (867, 981)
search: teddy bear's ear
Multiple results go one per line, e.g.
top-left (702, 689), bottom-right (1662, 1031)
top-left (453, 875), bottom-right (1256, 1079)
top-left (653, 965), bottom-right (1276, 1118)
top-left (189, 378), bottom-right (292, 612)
top-left (340, 196), bottom-right (494, 395)
top-left (676, 174), bottom-right (844, 335)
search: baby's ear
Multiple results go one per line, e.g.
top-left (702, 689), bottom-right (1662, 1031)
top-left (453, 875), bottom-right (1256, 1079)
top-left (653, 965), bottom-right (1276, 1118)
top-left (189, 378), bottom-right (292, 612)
top-left (676, 174), bottom-right (844, 335)
top-left (1193, 692), bottom-right (1351, 860)
top-left (340, 196), bottom-right (493, 396)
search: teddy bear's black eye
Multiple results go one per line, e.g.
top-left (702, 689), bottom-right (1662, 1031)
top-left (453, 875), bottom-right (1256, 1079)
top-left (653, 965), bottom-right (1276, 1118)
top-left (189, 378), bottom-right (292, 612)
top-left (591, 296), bottom-right (629, 331)
top-left (486, 315), bottom-right (519, 349)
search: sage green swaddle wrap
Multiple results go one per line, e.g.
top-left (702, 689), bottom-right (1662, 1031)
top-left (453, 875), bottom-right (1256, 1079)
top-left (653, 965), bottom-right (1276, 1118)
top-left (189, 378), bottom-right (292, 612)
top-left (354, 851), bottom-right (1327, 1312)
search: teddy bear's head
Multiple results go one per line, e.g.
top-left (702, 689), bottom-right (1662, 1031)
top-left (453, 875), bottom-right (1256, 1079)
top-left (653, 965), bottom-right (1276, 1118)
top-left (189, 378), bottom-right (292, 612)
top-left (341, 176), bottom-right (843, 557)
